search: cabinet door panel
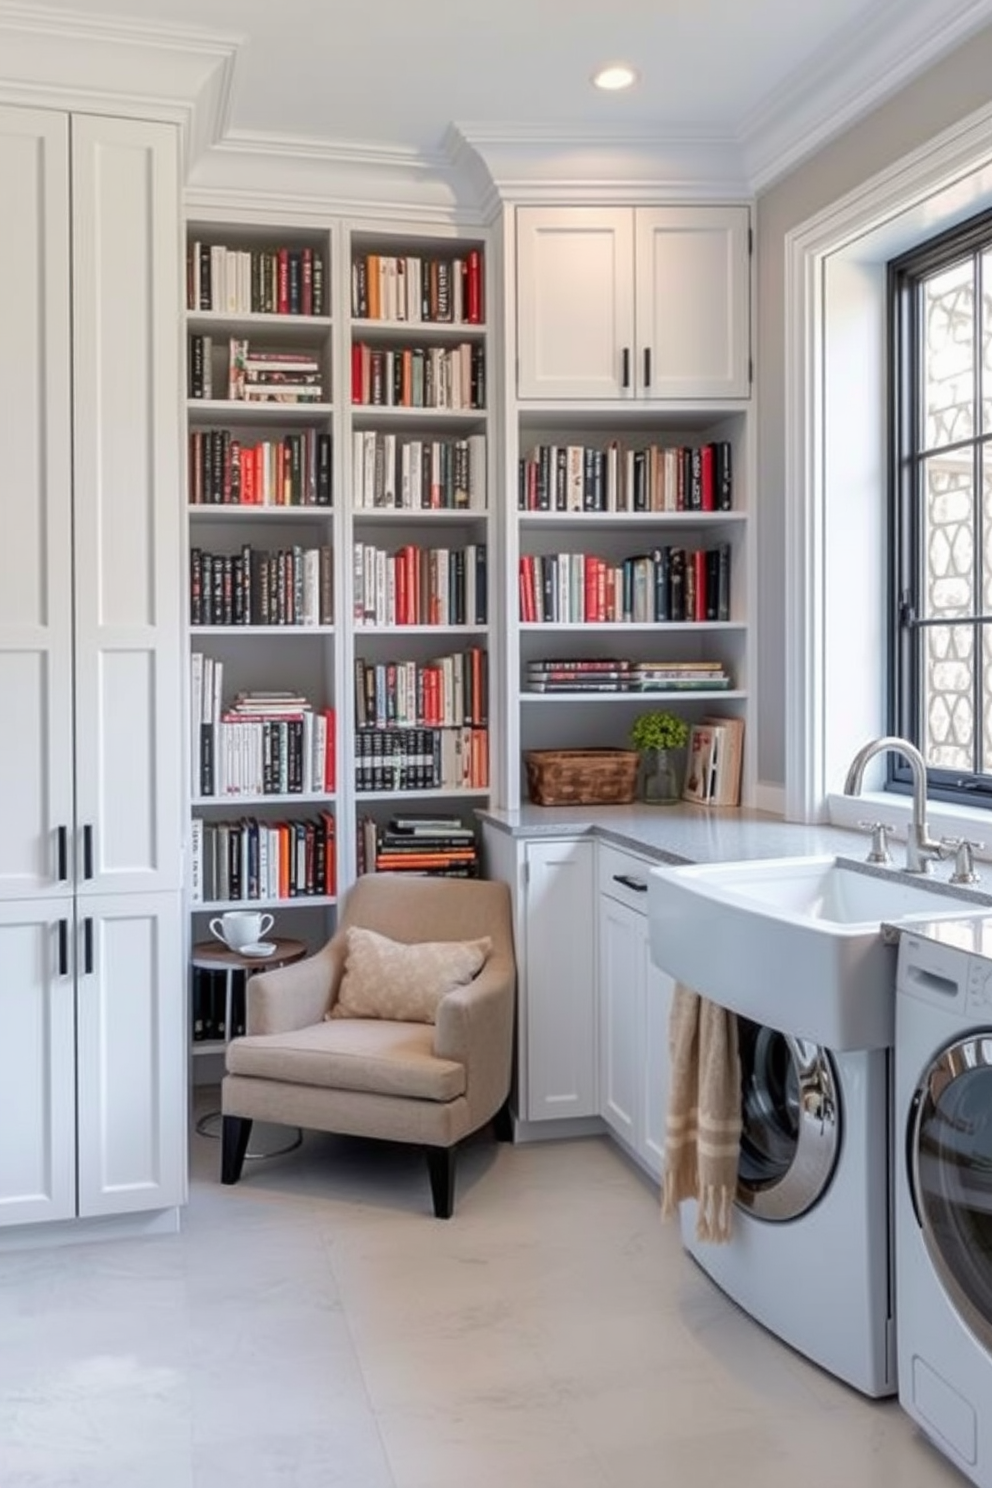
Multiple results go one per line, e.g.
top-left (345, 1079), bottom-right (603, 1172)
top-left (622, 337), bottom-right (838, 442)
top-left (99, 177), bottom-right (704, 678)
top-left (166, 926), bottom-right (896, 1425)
top-left (0, 899), bottom-right (76, 1227)
top-left (0, 108), bottom-right (74, 901)
top-left (524, 840), bottom-right (596, 1119)
top-left (71, 117), bottom-right (183, 896)
top-left (75, 892), bottom-right (186, 1217)
top-left (642, 953), bottom-right (674, 1180)
top-left (598, 895), bottom-right (642, 1146)
top-left (635, 206), bottom-right (750, 399)
top-left (517, 208), bottom-right (634, 400)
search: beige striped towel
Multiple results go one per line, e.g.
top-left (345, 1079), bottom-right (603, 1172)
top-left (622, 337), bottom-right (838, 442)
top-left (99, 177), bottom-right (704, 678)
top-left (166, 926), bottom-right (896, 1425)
top-left (661, 983), bottom-right (741, 1244)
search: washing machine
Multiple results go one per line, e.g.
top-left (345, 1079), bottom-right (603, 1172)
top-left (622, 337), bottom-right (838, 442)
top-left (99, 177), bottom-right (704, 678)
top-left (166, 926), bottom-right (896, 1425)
top-left (896, 925), bottom-right (992, 1486)
top-left (681, 1013), bottom-right (895, 1397)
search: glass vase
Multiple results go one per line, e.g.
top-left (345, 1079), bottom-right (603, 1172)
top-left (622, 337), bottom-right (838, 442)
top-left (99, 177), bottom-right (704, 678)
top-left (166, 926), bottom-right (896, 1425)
top-left (642, 747), bottom-right (682, 805)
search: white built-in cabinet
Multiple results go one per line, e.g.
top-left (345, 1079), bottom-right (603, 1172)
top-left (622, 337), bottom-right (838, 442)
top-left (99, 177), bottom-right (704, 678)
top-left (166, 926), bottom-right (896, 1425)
top-left (521, 838), bottom-right (597, 1121)
top-left (598, 844), bottom-right (672, 1179)
top-left (0, 105), bottom-right (185, 1230)
top-left (515, 205), bottom-right (751, 401)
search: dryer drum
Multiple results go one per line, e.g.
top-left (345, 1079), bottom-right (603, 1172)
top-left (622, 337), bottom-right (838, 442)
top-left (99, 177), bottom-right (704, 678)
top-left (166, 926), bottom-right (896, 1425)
top-left (911, 1034), bottom-right (992, 1352)
top-left (736, 1017), bottom-right (842, 1223)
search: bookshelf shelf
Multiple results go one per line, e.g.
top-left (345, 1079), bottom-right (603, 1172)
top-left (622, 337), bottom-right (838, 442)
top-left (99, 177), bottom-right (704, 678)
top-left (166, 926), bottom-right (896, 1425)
top-left (188, 310), bottom-right (332, 337)
top-left (351, 405), bottom-right (485, 427)
top-left (354, 787), bottom-right (491, 803)
top-left (519, 690), bottom-right (748, 704)
top-left (193, 793), bottom-right (336, 807)
top-left (519, 621), bottom-right (745, 633)
top-left (195, 895), bottom-right (338, 913)
top-left (191, 625), bottom-right (336, 637)
top-left (351, 318), bottom-right (487, 341)
top-left (187, 399), bottom-right (334, 424)
top-left (352, 508), bottom-right (488, 524)
top-left (354, 623), bottom-right (489, 637)
top-left (188, 505), bottom-right (334, 519)
top-left (518, 510), bottom-right (747, 528)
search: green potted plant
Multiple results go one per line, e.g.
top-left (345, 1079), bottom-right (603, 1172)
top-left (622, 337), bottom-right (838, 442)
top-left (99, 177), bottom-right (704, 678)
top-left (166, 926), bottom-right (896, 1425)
top-left (630, 710), bottom-right (689, 803)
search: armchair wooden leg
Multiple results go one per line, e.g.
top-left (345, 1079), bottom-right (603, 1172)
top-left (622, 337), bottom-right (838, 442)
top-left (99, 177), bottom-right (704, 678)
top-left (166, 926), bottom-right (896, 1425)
top-left (425, 1144), bottom-right (456, 1219)
top-left (221, 1116), bottom-right (253, 1185)
top-left (492, 1099), bottom-right (514, 1143)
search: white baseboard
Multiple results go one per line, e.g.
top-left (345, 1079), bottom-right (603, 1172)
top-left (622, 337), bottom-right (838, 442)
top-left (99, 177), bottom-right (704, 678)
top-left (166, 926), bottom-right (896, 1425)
top-left (0, 1206), bottom-right (182, 1253)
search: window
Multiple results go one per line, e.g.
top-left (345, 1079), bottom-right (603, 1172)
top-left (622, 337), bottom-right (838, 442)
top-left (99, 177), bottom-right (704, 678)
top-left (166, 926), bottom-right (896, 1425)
top-left (890, 209), bottom-right (992, 806)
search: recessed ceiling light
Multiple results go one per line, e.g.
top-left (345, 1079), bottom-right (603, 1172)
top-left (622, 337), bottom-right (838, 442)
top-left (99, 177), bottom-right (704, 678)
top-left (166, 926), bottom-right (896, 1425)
top-left (592, 63), bottom-right (638, 91)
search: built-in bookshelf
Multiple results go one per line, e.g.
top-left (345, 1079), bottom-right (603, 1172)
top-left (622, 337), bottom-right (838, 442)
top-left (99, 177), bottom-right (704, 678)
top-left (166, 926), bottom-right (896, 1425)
top-left (184, 217), bottom-right (340, 1042)
top-left (504, 408), bottom-right (751, 801)
top-left (346, 230), bottom-right (493, 880)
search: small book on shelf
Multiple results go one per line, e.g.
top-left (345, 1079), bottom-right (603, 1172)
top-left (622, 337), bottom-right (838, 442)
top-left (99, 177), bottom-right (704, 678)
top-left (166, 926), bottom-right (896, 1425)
top-left (681, 717), bottom-right (745, 807)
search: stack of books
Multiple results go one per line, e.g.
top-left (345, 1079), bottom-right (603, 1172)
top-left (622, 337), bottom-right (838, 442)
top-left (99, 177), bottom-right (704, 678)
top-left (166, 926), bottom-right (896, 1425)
top-left (524, 658), bottom-right (732, 694)
top-left (357, 815), bottom-right (479, 878)
top-left (228, 339), bottom-right (324, 404)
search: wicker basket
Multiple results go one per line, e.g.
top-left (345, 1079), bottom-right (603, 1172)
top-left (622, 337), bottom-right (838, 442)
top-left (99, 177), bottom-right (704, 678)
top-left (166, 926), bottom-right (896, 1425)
top-left (524, 749), bottom-right (639, 807)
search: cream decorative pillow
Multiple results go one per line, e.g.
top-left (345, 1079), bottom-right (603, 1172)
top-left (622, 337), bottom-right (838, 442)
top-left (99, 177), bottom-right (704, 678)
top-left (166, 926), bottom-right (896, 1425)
top-left (330, 926), bottom-right (492, 1024)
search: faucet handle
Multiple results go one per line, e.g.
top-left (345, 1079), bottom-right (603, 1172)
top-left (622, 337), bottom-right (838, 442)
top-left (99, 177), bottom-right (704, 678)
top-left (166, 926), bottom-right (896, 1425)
top-left (858, 819), bottom-right (893, 865)
top-left (941, 836), bottom-right (984, 886)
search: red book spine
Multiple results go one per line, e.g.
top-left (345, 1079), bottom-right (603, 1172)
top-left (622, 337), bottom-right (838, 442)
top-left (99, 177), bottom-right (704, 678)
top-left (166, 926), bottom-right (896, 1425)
top-left (277, 248), bottom-right (289, 314)
top-left (524, 554), bottom-right (538, 623)
top-left (700, 443), bottom-right (715, 512)
top-left (351, 343), bottom-right (363, 403)
top-left (466, 249), bottom-right (483, 324)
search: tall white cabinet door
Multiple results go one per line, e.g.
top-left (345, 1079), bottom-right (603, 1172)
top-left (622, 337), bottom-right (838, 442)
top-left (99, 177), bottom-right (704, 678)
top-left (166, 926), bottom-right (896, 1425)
top-left (0, 898), bottom-right (76, 1227)
top-left (70, 117), bottom-right (184, 898)
top-left (524, 840), bottom-right (596, 1120)
top-left (598, 896), bottom-right (642, 1147)
top-left (635, 206), bottom-right (751, 399)
top-left (75, 892), bottom-right (186, 1217)
top-left (642, 954), bottom-right (674, 1180)
top-left (517, 207), bottom-right (635, 400)
top-left (0, 108), bottom-right (74, 903)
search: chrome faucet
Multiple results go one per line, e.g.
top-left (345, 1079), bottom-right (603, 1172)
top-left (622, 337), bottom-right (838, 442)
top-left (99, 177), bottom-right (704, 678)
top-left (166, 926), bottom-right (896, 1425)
top-left (843, 736), bottom-right (946, 875)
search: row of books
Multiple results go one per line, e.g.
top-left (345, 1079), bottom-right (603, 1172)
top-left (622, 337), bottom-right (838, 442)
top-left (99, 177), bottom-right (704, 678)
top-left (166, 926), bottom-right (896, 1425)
top-left (518, 545), bottom-right (731, 625)
top-left (190, 545), bottom-right (333, 628)
top-left (355, 649), bottom-right (488, 731)
top-left (524, 659), bottom-right (732, 694)
top-left (356, 814), bottom-right (480, 879)
top-left (518, 440), bottom-right (733, 514)
top-left (354, 727), bottom-right (489, 793)
top-left (189, 811), bottom-right (337, 903)
top-left (352, 431), bottom-right (486, 511)
top-left (188, 242), bottom-right (327, 317)
top-left (191, 968), bottom-right (244, 1043)
top-left (353, 542), bottom-right (487, 628)
top-left (682, 717), bottom-right (745, 807)
top-left (351, 252), bottom-right (483, 324)
top-left (351, 342), bottom-right (485, 410)
top-left (189, 429), bottom-right (332, 507)
top-left (228, 341), bottom-right (325, 403)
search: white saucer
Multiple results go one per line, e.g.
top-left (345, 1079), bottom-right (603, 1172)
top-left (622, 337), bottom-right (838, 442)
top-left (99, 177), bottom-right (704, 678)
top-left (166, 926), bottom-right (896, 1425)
top-left (239, 941), bottom-right (276, 958)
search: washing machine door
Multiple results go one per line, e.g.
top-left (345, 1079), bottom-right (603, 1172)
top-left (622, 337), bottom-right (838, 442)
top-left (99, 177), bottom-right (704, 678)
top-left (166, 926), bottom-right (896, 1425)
top-left (909, 1033), bottom-right (992, 1351)
top-left (736, 1017), bottom-right (842, 1222)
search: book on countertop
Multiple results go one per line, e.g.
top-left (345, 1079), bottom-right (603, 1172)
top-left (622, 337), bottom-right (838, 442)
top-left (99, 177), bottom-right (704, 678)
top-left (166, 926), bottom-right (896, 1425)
top-left (682, 724), bottom-right (721, 805)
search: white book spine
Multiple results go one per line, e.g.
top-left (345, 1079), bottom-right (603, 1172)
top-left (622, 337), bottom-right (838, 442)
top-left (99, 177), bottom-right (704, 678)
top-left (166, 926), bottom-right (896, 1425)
top-left (190, 818), bottom-right (203, 904)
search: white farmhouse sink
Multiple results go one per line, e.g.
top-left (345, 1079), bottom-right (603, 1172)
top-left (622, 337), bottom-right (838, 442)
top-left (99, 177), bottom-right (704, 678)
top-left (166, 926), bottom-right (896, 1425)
top-left (647, 855), bottom-right (985, 1049)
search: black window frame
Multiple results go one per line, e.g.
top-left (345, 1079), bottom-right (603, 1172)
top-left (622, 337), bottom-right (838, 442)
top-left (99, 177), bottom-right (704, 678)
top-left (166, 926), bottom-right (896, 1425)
top-left (888, 207), bottom-right (992, 807)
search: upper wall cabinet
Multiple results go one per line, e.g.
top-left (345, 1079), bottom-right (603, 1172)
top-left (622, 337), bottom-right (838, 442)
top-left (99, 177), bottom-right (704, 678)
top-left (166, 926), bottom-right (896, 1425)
top-left (516, 205), bottom-right (751, 401)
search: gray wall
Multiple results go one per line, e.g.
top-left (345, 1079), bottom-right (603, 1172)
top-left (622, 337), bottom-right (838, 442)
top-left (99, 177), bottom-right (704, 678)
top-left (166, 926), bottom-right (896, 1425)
top-left (756, 25), bottom-right (992, 789)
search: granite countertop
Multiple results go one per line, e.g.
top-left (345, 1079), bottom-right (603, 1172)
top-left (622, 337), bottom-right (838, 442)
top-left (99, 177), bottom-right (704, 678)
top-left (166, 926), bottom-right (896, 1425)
top-left (477, 802), bottom-right (877, 866)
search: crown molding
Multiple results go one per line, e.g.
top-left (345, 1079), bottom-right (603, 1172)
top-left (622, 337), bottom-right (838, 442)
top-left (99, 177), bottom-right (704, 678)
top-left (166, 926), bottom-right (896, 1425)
top-left (741, 0), bottom-right (992, 191)
top-left (452, 121), bottom-right (750, 201)
top-left (0, 3), bottom-right (237, 166)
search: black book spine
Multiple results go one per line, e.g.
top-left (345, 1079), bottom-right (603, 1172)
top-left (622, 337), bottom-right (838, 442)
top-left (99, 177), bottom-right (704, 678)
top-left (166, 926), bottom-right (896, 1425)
top-left (190, 548), bottom-right (203, 627)
top-left (199, 722), bottom-right (214, 797)
top-left (316, 434), bottom-right (332, 505)
top-left (716, 440), bottom-right (733, 510)
top-left (717, 542), bottom-right (731, 622)
top-left (288, 250), bottom-right (302, 314)
top-left (198, 244), bottom-right (211, 311)
top-left (189, 335), bottom-right (204, 398)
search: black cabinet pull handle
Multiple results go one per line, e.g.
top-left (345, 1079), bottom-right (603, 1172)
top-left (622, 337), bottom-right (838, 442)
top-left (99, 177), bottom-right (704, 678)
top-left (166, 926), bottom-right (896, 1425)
top-left (83, 917), bottom-right (94, 975)
top-left (621, 347), bottom-right (630, 389)
top-left (57, 826), bottom-right (68, 882)
top-left (613, 873), bottom-right (648, 892)
top-left (58, 919), bottom-right (68, 976)
top-left (83, 824), bottom-right (93, 880)
top-left (643, 347), bottom-right (652, 389)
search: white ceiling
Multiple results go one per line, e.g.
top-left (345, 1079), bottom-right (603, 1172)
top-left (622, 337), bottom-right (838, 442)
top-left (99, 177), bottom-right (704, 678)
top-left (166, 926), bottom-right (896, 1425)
top-left (9, 0), bottom-right (992, 164)
top-left (3, 0), bottom-right (992, 202)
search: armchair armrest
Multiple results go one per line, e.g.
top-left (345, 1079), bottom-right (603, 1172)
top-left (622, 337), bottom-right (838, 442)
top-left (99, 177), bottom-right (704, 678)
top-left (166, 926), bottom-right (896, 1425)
top-left (246, 934), bottom-right (346, 1035)
top-left (433, 952), bottom-right (516, 1124)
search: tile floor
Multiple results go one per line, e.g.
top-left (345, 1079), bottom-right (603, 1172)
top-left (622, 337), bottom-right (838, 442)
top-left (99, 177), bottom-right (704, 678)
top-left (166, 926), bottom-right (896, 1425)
top-left (0, 1104), bottom-right (968, 1488)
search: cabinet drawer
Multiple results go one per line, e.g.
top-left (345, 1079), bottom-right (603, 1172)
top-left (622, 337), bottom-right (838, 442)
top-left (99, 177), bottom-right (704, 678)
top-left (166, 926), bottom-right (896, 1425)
top-left (598, 843), bottom-right (654, 911)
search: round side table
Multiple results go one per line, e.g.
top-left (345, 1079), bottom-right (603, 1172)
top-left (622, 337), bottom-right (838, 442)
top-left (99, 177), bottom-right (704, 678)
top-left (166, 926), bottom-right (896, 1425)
top-left (191, 936), bottom-right (309, 1158)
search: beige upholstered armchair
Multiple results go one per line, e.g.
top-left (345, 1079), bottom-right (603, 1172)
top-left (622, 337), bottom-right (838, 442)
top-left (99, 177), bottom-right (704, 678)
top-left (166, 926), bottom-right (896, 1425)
top-left (220, 875), bottom-right (516, 1217)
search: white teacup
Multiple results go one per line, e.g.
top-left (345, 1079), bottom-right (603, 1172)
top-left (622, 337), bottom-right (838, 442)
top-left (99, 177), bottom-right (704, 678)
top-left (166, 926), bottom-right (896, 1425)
top-left (209, 910), bottom-right (274, 952)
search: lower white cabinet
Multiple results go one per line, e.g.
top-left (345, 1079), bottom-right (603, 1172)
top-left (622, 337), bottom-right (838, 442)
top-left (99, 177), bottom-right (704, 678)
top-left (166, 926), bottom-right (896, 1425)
top-left (523, 839), bottom-right (597, 1121)
top-left (598, 845), bottom-right (673, 1180)
top-left (0, 893), bottom-right (186, 1229)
